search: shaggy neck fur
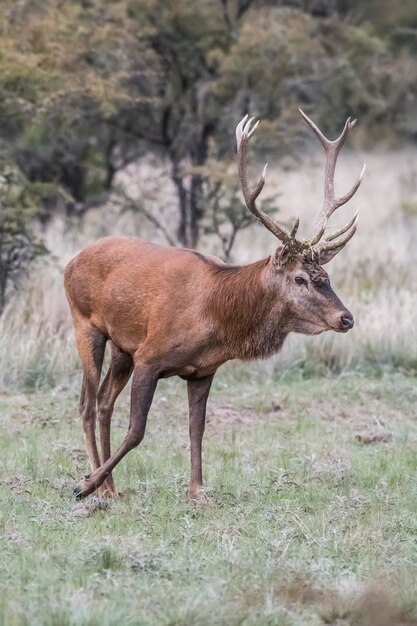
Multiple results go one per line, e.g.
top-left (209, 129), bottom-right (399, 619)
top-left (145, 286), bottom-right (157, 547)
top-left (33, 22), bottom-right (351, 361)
top-left (205, 259), bottom-right (290, 361)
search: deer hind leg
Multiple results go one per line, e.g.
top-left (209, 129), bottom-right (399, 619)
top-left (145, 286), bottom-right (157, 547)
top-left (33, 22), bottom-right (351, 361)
top-left (74, 360), bottom-right (158, 499)
top-left (96, 343), bottom-right (133, 497)
top-left (74, 321), bottom-right (107, 480)
top-left (187, 374), bottom-right (214, 504)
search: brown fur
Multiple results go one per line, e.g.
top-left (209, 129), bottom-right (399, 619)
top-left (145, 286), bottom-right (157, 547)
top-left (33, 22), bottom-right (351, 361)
top-left (204, 260), bottom-right (287, 361)
top-left (64, 235), bottom-right (353, 501)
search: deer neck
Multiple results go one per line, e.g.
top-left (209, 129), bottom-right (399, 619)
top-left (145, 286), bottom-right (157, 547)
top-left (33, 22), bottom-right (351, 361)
top-left (206, 259), bottom-right (289, 361)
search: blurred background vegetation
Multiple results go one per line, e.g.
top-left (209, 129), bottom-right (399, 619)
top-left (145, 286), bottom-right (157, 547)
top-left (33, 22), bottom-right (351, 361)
top-left (1, 0), bottom-right (417, 387)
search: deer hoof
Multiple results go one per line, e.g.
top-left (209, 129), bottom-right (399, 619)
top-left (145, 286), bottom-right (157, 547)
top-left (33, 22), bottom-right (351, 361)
top-left (188, 487), bottom-right (213, 506)
top-left (73, 484), bottom-right (87, 500)
top-left (73, 478), bottom-right (95, 499)
top-left (98, 486), bottom-right (118, 499)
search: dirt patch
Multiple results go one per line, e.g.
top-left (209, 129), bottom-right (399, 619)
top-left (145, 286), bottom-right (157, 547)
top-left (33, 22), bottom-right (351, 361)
top-left (71, 496), bottom-right (109, 519)
top-left (262, 578), bottom-right (417, 626)
top-left (207, 405), bottom-right (261, 429)
top-left (355, 428), bottom-right (393, 444)
top-left (280, 578), bottom-right (332, 605)
top-left (320, 584), bottom-right (417, 626)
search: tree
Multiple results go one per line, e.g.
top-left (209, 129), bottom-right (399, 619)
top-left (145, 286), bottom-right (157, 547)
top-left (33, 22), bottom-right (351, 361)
top-left (0, 0), bottom-right (416, 252)
top-left (118, 157), bottom-right (280, 262)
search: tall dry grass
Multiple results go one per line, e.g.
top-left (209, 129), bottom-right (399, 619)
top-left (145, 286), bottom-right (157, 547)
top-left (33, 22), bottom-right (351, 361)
top-left (1, 147), bottom-right (417, 389)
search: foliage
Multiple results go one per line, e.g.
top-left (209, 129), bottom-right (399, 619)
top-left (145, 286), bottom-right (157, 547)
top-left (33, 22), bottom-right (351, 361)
top-left (0, 0), bottom-right (416, 249)
top-left (0, 167), bottom-right (49, 313)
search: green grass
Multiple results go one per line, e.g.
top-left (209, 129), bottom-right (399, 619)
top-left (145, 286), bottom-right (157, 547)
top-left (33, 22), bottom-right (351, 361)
top-left (1, 370), bottom-right (417, 625)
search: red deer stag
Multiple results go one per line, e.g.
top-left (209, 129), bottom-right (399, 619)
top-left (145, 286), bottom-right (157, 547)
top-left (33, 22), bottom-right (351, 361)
top-left (65, 109), bottom-right (365, 502)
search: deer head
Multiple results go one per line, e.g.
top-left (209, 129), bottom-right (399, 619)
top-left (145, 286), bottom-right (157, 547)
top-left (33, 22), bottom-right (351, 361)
top-left (236, 110), bottom-right (365, 335)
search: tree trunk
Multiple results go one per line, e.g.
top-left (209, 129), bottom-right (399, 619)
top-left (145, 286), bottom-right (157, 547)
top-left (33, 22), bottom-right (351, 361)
top-left (173, 164), bottom-right (190, 247)
top-left (0, 266), bottom-right (7, 315)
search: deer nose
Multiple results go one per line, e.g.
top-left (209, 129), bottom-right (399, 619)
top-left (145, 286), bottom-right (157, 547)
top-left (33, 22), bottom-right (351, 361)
top-left (340, 313), bottom-right (354, 330)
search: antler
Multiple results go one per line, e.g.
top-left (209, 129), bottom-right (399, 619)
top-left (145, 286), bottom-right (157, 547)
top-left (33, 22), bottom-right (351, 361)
top-left (298, 108), bottom-right (366, 256)
top-left (235, 111), bottom-right (365, 262)
top-left (236, 115), bottom-right (298, 247)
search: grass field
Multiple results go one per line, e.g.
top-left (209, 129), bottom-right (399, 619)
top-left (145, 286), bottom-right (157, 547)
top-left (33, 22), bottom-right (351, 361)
top-left (2, 367), bottom-right (417, 626)
top-left (1, 147), bottom-right (417, 624)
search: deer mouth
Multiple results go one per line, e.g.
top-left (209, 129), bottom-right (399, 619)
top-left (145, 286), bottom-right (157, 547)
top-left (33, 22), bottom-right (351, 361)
top-left (329, 321), bottom-right (354, 333)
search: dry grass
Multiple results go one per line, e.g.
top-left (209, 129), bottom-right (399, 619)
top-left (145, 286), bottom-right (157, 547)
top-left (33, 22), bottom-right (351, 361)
top-left (1, 146), bottom-right (417, 389)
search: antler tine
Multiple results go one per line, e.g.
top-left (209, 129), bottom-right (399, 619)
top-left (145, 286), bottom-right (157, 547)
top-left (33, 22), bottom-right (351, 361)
top-left (298, 109), bottom-right (364, 248)
top-left (299, 108), bottom-right (357, 152)
top-left (290, 218), bottom-right (300, 239)
top-left (333, 163), bottom-right (366, 209)
top-left (236, 115), bottom-right (260, 147)
top-left (324, 211), bottom-right (358, 242)
top-left (298, 108), bottom-right (328, 150)
top-left (317, 214), bottom-right (358, 254)
top-left (309, 161), bottom-right (364, 249)
top-left (236, 115), bottom-right (293, 246)
top-left (235, 114), bottom-right (248, 146)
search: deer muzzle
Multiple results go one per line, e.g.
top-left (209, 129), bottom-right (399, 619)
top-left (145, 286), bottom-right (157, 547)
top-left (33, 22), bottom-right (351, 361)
top-left (339, 311), bottom-right (354, 331)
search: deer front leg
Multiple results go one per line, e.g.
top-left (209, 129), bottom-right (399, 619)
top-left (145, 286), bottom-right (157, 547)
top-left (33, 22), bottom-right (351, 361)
top-left (74, 362), bottom-right (158, 499)
top-left (187, 374), bottom-right (214, 504)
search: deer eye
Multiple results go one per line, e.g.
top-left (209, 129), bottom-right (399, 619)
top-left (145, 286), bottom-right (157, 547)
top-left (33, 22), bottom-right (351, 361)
top-left (295, 275), bottom-right (307, 285)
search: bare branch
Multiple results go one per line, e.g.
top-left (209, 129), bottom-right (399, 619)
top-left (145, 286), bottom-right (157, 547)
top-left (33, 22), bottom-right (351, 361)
top-left (117, 192), bottom-right (178, 248)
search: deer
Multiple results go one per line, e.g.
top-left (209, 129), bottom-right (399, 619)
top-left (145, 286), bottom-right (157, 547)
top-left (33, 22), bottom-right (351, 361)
top-left (64, 108), bottom-right (365, 503)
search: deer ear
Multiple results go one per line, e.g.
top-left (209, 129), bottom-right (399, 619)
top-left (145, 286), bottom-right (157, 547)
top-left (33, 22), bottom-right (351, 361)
top-left (271, 244), bottom-right (292, 269)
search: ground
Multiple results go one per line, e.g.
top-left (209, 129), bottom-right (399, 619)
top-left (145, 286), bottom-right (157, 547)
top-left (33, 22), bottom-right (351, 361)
top-left (1, 367), bottom-right (417, 626)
